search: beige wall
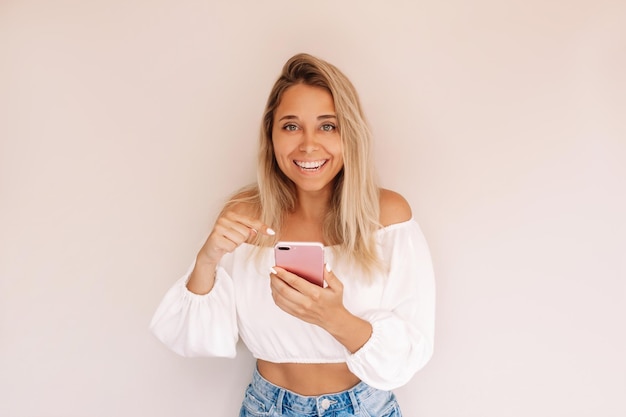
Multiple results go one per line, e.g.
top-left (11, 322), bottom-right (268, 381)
top-left (1, 1), bottom-right (625, 416)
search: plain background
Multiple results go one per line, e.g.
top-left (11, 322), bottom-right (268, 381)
top-left (1, 1), bottom-right (625, 416)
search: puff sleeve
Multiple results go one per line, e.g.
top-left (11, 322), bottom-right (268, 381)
top-left (149, 260), bottom-right (239, 358)
top-left (345, 220), bottom-right (436, 390)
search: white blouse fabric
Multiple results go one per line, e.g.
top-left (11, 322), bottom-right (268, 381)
top-left (150, 218), bottom-right (435, 391)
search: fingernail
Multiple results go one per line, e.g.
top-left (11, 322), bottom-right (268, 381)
top-left (270, 267), bottom-right (278, 275)
top-left (266, 228), bottom-right (276, 236)
top-left (325, 263), bottom-right (332, 272)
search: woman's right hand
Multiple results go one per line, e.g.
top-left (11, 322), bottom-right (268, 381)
top-left (187, 210), bottom-right (275, 294)
top-left (199, 210), bottom-right (275, 265)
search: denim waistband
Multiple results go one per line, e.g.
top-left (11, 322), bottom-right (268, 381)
top-left (250, 367), bottom-right (379, 415)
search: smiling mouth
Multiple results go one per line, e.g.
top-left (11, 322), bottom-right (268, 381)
top-left (294, 160), bottom-right (328, 171)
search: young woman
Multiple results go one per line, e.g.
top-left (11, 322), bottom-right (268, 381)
top-left (150, 53), bottom-right (435, 416)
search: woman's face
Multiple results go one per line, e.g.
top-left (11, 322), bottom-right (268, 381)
top-left (272, 83), bottom-right (343, 196)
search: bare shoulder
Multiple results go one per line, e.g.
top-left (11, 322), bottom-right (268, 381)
top-left (379, 188), bottom-right (412, 227)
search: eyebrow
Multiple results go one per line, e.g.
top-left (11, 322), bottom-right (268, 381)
top-left (277, 114), bottom-right (337, 122)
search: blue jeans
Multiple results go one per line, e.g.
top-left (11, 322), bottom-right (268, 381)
top-left (239, 367), bottom-right (402, 417)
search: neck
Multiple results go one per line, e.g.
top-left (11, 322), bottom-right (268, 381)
top-left (293, 188), bottom-right (332, 222)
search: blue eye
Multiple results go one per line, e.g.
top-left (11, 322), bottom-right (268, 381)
top-left (321, 124), bottom-right (336, 132)
top-left (283, 124), bottom-right (298, 131)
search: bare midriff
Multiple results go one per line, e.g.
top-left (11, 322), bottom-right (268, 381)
top-left (257, 359), bottom-right (361, 396)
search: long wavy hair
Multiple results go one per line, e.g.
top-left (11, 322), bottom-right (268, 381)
top-left (226, 53), bottom-right (381, 274)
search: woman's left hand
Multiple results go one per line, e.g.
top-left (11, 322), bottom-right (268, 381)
top-left (269, 265), bottom-right (373, 352)
top-left (269, 265), bottom-right (344, 328)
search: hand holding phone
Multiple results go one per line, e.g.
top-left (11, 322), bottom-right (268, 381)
top-left (274, 241), bottom-right (325, 287)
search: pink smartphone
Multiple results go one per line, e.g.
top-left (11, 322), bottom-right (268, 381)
top-left (274, 241), bottom-right (325, 287)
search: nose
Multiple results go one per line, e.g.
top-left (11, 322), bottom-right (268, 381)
top-left (299, 130), bottom-right (319, 154)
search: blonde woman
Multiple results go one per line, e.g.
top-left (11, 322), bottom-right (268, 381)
top-left (151, 53), bottom-right (435, 416)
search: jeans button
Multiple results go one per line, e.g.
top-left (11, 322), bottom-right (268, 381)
top-left (321, 398), bottom-right (331, 410)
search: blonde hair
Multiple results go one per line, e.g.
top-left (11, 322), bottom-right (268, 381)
top-left (226, 53), bottom-right (381, 274)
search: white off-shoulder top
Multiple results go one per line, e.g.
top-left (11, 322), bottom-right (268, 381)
top-left (150, 218), bottom-right (435, 390)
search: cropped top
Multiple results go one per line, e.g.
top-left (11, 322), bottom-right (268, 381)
top-left (150, 218), bottom-right (435, 390)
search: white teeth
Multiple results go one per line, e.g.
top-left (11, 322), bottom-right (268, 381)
top-left (295, 160), bottom-right (326, 170)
